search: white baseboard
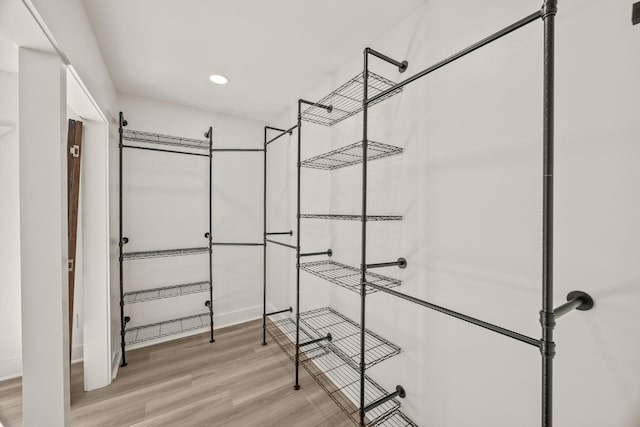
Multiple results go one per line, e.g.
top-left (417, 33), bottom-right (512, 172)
top-left (0, 357), bottom-right (21, 382)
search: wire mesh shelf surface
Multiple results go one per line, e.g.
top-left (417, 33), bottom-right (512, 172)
top-left (123, 281), bottom-right (210, 304)
top-left (300, 260), bottom-right (402, 294)
top-left (301, 141), bottom-right (402, 171)
top-left (122, 246), bottom-right (209, 260)
top-left (301, 214), bottom-right (403, 221)
top-left (301, 72), bottom-right (403, 126)
top-left (267, 316), bottom-right (402, 426)
top-left (374, 411), bottom-right (418, 427)
top-left (124, 312), bottom-right (210, 345)
top-left (300, 307), bottom-right (400, 369)
top-left (122, 128), bottom-right (210, 150)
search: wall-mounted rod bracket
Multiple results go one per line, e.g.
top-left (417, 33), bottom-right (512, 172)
top-left (366, 257), bottom-right (407, 269)
top-left (553, 291), bottom-right (594, 319)
top-left (265, 239), bottom-right (297, 250)
top-left (300, 249), bottom-right (332, 258)
top-left (205, 300), bottom-right (211, 307)
top-left (120, 237), bottom-right (129, 246)
top-left (299, 98), bottom-right (333, 113)
top-left (265, 307), bottom-right (293, 317)
top-left (266, 230), bottom-right (293, 236)
top-left (299, 333), bottom-right (332, 348)
top-left (363, 385), bottom-right (406, 413)
top-left (365, 47), bottom-right (408, 73)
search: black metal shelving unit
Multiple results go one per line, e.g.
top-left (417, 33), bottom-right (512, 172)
top-left (118, 112), bottom-right (215, 367)
top-left (261, 64), bottom-right (414, 424)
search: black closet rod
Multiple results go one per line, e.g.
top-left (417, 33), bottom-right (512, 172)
top-left (265, 238), bottom-right (297, 250)
top-left (364, 281), bottom-right (541, 348)
top-left (265, 125), bottom-right (297, 146)
top-left (212, 242), bottom-right (264, 246)
top-left (211, 148), bottom-right (265, 152)
top-left (122, 144), bottom-right (210, 157)
top-left (366, 9), bottom-right (543, 106)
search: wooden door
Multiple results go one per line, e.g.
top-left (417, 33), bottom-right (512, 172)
top-left (67, 119), bottom-right (83, 362)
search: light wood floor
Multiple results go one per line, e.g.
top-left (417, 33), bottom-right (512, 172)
top-left (0, 319), bottom-right (353, 427)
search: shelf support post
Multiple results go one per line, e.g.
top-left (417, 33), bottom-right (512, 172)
top-left (118, 112), bottom-right (128, 367)
top-left (541, 1), bottom-right (557, 426)
top-left (263, 126), bottom-right (268, 346)
top-left (295, 101), bottom-right (303, 390)
top-left (207, 126), bottom-right (215, 344)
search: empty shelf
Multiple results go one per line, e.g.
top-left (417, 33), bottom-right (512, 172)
top-left (375, 411), bottom-right (418, 427)
top-left (122, 128), bottom-right (209, 150)
top-left (301, 72), bottom-right (403, 126)
top-left (300, 260), bottom-right (402, 294)
top-left (300, 307), bottom-right (400, 369)
top-left (122, 246), bottom-right (209, 260)
top-left (124, 312), bottom-right (210, 345)
top-left (123, 281), bottom-right (210, 304)
top-left (301, 141), bottom-right (402, 170)
top-left (301, 214), bottom-right (402, 221)
top-left (268, 317), bottom-right (402, 426)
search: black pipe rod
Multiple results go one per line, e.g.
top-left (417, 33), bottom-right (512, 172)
top-left (212, 242), bottom-right (264, 246)
top-left (265, 125), bottom-right (297, 146)
top-left (367, 10), bottom-right (543, 106)
top-left (299, 333), bottom-right (332, 348)
top-left (300, 249), bottom-right (332, 258)
top-left (363, 385), bottom-right (406, 413)
top-left (365, 281), bottom-right (541, 348)
top-left (207, 126), bottom-right (214, 344)
top-left (265, 239), bottom-right (297, 250)
top-left (366, 257), bottom-right (407, 269)
top-left (266, 231), bottom-right (293, 236)
top-left (122, 144), bottom-right (210, 157)
top-left (211, 148), bottom-right (264, 152)
top-left (265, 126), bottom-right (287, 132)
top-left (265, 307), bottom-right (293, 317)
top-left (299, 98), bottom-right (333, 112)
top-left (541, 2), bottom-right (557, 426)
top-left (366, 48), bottom-right (408, 72)
top-left (262, 127), bottom-right (268, 346)
top-left (294, 101), bottom-right (303, 391)
top-left (118, 112), bottom-right (127, 367)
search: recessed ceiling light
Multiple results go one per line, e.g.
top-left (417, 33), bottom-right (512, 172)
top-left (209, 74), bottom-right (228, 85)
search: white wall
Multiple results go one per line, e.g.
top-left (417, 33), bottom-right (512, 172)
top-left (267, 1), bottom-right (640, 426)
top-left (0, 68), bottom-right (21, 380)
top-left (117, 95), bottom-right (267, 352)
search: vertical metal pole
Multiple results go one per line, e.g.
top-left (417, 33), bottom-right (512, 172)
top-left (359, 51), bottom-right (369, 426)
top-left (294, 102), bottom-right (302, 390)
top-left (540, 1), bottom-right (557, 426)
top-left (118, 112), bottom-right (127, 367)
top-left (262, 128), bottom-right (268, 346)
top-left (208, 127), bottom-right (215, 343)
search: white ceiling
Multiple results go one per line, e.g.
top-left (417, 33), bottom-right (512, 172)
top-left (81, 0), bottom-right (426, 122)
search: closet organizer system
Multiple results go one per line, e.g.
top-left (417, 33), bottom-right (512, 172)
top-left (118, 112), bottom-right (264, 366)
top-left (262, 1), bottom-right (594, 427)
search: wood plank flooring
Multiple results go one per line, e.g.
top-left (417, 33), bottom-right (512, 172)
top-left (0, 319), bottom-right (354, 427)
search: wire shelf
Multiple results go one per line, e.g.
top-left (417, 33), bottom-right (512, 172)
top-left (124, 312), bottom-right (210, 345)
top-left (301, 214), bottom-right (402, 221)
top-left (123, 281), bottom-right (210, 304)
top-left (122, 128), bottom-right (210, 151)
top-left (300, 307), bottom-right (400, 369)
top-left (301, 141), bottom-right (402, 171)
top-left (301, 72), bottom-right (403, 126)
top-left (122, 247), bottom-right (209, 260)
top-left (268, 316), bottom-right (402, 426)
top-left (374, 411), bottom-right (418, 427)
top-left (300, 260), bottom-right (402, 295)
